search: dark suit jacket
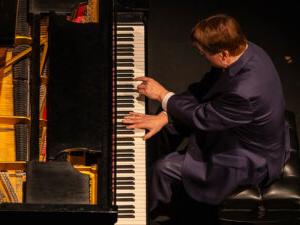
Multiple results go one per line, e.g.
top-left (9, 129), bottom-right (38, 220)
top-left (166, 42), bottom-right (290, 204)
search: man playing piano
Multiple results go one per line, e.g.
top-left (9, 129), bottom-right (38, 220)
top-left (123, 14), bottom-right (290, 224)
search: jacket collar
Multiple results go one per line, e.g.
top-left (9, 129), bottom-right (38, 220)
top-left (224, 41), bottom-right (254, 77)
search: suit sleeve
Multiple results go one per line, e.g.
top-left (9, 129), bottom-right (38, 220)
top-left (164, 112), bottom-right (191, 136)
top-left (167, 92), bottom-right (254, 131)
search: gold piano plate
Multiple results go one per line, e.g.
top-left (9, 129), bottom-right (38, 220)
top-left (0, 162), bottom-right (26, 203)
top-left (74, 165), bottom-right (98, 205)
top-left (0, 161), bottom-right (26, 171)
top-left (0, 116), bottom-right (30, 125)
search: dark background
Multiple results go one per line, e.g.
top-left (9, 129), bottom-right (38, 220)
top-left (147, 0), bottom-right (300, 141)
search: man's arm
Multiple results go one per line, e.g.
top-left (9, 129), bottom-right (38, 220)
top-left (167, 92), bottom-right (254, 131)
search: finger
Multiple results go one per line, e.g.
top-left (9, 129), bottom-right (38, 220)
top-left (126, 123), bottom-right (145, 129)
top-left (128, 112), bottom-right (145, 116)
top-left (126, 124), bottom-right (137, 129)
top-left (137, 84), bottom-right (146, 90)
top-left (137, 84), bottom-right (147, 89)
top-left (135, 76), bottom-right (151, 82)
top-left (122, 118), bottom-right (144, 124)
top-left (137, 88), bottom-right (146, 95)
top-left (123, 114), bottom-right (140, 119)
top-left (144, 129), bottom-right (156, 140)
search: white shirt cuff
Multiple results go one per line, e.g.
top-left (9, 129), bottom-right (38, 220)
top-left (162, 92), bottom-right (175, 111)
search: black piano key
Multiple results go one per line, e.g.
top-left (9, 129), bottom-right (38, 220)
top-left (117, 51), bottom-right (134, 55)
top-left (117, 63), bottom-right (134, 67)
top-left (118, 215), bottom-right (135, 218)
top-left (117, 58), bottom-right (134, 62)
top-left (117, 44), bottom-right (134, 48)
top-left (117, 48), bottom-right (134, 53)
top-left (117, 78), bottom-right (134, 82)
top-left (116, 186), bottom-right (135, 190)
top-left (117, 110), bottom-right (132, 113)
top-left (117, 131), bottom-right (135, 135)
top-left (117, 99), bottom-right (134, 103)
top-left (117, 137), bottom-right (134, 141)
top-left (117, 104), bottom-right (135, 108)
top-left (116, 198), bottom-right (135, 202)
top-left (117, 73), bottom-right (134, 79)
top-left (117, 69), bottom-right (134, 73)
top-left (117, 96), bottom-right (135, 99)
top-left (117, 131), bottom-right (135, 134)
top-left (117, 115), bottom-right (125, 119)
top-left (117, 149), bottom-right (134, 153)
top-left (116, 193), bottom-right (135, 197)
top-left (117, 38), bottom-right (134, 42)
top-left (117, 52), bottom-right (134, 56)
top-left (117, 27), bottom-right (134, 31)
top-left (116, 158), bottom-right (135, 162)
top-left (117, 89), bottom-right (137, 93)
top-left (116, 165), bottom-right (134, 169)
top-left (117, 181), bottom-right (135, 185)
top-left (117, 84), bottom-right (134, 88)
top-left (117, 33), bottom-right (134, 37)
top-left (116, 170), bottom-right (135, 173)
top-left (117, 129), bottom-right (134, 133)
top-left (116, 177), bottom-right (135, 181)
top-left (117, 153), bottom-right (135, 157)
top-left (116, 142), bottom-right (134, 146)
top-left (118, 209), bottom-right (135, 214)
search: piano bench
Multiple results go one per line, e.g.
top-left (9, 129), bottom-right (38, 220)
top-left (219, 110), bottom-right (300, 225)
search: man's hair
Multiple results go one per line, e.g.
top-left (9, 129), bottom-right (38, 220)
top-left (191, 14), bottom-right (247, 56)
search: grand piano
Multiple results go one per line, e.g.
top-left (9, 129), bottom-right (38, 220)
top-left (0, 0), bottom-right (148, 224)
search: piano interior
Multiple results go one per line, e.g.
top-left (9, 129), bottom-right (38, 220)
top-left (0, 0), bottom-right (148, 224)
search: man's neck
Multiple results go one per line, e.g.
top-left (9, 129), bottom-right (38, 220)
top-left (227, 43), bottom-right (248, 67)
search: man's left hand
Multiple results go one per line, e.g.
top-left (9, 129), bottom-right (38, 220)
top-left (122, 111), bottom-right (168, 140)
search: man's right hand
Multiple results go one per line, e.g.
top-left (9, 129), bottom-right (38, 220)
top-left (135, 76), bottom-right (170, 103)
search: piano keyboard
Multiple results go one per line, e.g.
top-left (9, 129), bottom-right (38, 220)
top-left (115, 23), bottom-right (147, 225)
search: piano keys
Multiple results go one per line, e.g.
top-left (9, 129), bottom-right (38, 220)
top-left (115, 22), bottom-right (147, 225)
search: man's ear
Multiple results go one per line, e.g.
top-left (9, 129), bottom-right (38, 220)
top-left (220, 50), bottom-right (230, 60)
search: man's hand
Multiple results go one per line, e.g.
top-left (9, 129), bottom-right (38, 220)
top-left (135, 76), bottom-right (169, 102)
top-left (122, 111), bottom-right (168, 140)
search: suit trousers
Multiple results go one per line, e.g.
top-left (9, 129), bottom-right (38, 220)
top-left (149, 150), bottom-right (220, 225)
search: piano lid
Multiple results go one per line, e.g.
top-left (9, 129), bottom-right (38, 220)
top-left (28, 0), bottom-right (88, 15)
top-left (116, 0), bottom-right (149, 12)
